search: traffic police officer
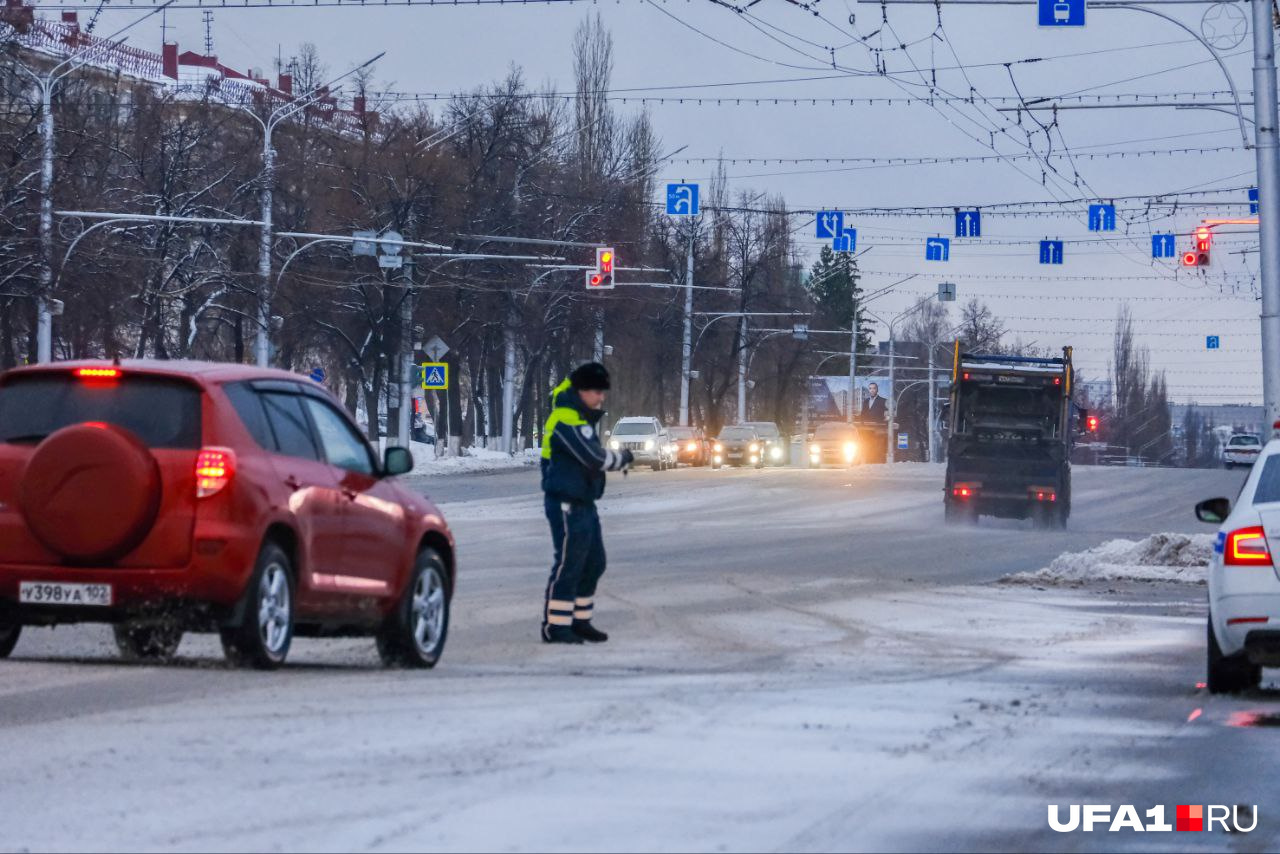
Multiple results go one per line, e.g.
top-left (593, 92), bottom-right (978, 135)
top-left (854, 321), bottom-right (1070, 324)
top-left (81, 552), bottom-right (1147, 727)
top-left (540, 362), bottom-right (632, 644)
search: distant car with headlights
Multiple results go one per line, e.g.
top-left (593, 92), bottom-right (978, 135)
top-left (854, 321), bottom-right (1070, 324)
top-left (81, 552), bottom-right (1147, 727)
top-left (1195, 439), bottom-right (1280, 692)
top-left (716, 425), bottom-right (764, 469)
top-left (1224, 433), bottom-right (1263, 469)
top-left (608, 416), bottom-right (674, 471)
top-left (742, 421), bottom-right (788, 466)
top-left (808, 421), bottom-right (859, 467)
top-left (668, 425), bottom-right (710, 467)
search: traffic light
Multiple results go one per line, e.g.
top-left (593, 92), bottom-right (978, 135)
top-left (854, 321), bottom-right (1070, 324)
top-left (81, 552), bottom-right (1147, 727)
top-left (1087, 414), bottom-right (1099, 433)
top-left (1183, 226), bottom-right (1211, 267)
top-left (587, 246), bottom-right (616, 290)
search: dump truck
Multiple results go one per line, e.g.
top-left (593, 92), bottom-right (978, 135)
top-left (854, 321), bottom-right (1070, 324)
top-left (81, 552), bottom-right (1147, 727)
top-left (943, 346), bottom-right (1087, 528)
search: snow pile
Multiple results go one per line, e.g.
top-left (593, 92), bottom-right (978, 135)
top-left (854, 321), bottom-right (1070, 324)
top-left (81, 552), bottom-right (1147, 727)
top-left (1004, 532), bottom-right (1216, 586)
top-left (406, 443), bottom-right (539, 475)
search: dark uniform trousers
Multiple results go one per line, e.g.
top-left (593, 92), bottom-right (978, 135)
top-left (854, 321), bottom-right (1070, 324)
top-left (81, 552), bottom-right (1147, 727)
top-left (543, 494), bottom-right (605, 632)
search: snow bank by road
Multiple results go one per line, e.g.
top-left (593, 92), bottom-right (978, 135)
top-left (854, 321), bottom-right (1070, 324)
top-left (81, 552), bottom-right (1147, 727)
top-left (407, 443), bottom-right (539, 475)
top-left (1004, 532), bottom-right (1216, 586)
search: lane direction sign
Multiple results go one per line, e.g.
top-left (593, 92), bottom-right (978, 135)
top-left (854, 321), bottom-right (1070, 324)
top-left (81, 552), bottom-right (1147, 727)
top-left (925, 237), bottom-right (950, 262)
top-left (1088, 204), bottom-right (1116, 232)
top-left (666, 183), bottom-right (699, 216)
top-left (816, 211), bottom-right (845, 239)
top-left (1152, 234), bottom-right (1176, 259)
top-left (1039, 240), bottom-right (1064, 265)
top-left (955, 209), bottom-right (981, 238)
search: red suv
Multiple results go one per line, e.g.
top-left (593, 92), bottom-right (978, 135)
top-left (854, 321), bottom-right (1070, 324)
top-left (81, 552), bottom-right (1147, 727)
top-left (0, 360), bottom-right (455, 670)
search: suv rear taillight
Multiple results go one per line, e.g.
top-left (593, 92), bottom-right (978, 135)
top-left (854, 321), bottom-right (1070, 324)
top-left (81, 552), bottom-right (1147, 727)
top-left (1224, 526), bottom-right (1272, 566)
top-left (195, 447), bottom-right (235, 498)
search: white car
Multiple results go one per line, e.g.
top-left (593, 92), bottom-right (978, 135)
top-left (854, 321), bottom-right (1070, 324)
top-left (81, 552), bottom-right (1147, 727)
top-left (1223, 433), bottom-right (1262, 469)
top-left (608, 416), bottom-right (675, 471)
top-left (1196, 438), bottom-right (1280, 692)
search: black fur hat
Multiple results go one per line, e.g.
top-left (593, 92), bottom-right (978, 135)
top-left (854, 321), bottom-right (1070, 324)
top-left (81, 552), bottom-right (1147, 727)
top-left (569, 361), bottom-right (611, 391)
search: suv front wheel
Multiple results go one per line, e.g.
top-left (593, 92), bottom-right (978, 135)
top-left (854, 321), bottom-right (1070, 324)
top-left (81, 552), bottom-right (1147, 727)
top-left (378, 548), bottom-right (450, 668)
top-left (221, 541), bottom-right (295, 670)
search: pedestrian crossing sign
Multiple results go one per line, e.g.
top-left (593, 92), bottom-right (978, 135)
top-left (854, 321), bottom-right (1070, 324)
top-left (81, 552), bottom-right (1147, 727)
top-left (421, 362), bottom-right (448, 390)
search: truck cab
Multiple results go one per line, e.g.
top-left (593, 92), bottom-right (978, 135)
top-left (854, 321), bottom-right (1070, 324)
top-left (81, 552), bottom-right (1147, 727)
top-left (943, 347), bottom-right (1083, 528)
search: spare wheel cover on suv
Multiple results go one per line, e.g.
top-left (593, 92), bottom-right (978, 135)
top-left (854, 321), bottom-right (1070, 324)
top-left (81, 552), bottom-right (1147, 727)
top-left (19, 423), bottom-right (163, 562)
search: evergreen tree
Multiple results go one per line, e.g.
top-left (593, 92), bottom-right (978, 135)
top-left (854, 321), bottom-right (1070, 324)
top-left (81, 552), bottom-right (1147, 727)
top-left (806, 246), bottom-right (871, 357)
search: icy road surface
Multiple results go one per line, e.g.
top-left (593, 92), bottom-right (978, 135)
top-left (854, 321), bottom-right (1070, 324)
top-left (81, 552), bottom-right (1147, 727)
top-left (4, 464), bottom-right (1278, 852)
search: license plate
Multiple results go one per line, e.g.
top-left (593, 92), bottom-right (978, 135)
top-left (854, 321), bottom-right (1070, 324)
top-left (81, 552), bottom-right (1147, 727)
top-left (19, 581), bottom-right (113, 607)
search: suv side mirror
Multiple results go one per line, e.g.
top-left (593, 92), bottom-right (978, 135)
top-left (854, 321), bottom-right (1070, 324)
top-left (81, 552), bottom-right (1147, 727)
top-left (384, 446), bottom-right (414, 476)
top-left (1195, 497), bottom-right (1231, 524)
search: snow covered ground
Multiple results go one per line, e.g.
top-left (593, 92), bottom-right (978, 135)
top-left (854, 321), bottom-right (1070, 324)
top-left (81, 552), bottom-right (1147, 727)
top-left (4, 464), bottom-right (1269, 851)
top-left (1004, 532), bottom-right (1216, 587)
top-left (404, 443), bottom-right (539, 476)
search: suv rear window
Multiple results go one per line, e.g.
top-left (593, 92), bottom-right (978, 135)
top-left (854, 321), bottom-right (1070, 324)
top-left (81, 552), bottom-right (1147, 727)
top-left (0, 373), bottom-right (202, 448)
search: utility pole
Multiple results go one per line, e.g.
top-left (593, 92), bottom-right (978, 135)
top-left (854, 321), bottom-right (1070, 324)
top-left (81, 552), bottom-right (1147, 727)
top-left (887, 332), bottom-right (897, 464)
top-left (679, 224), bottom-right (695, 426)
top-left (255, 138), bottom-right (275, 367)
top-left (1254, 0), bottom-right (1280, 424)
top-left (396, 259), bottom-right (415, 447)
top-left (501, 300), bottom-right (518, 454)
top-left (593, 307), bottom-right (605, 362)
top-left (35, 81), bottom-right (53, 363)
top-left (927, 344), bottom-right (936, 464)
top-left (738, 315), bottom-right (748, 424)
top-left (847, 284), bottom-right (858, 424)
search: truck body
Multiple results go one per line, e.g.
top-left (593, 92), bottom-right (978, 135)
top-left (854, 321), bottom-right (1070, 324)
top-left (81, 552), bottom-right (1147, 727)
top-left (944, 347), bottom-right (1080, 527)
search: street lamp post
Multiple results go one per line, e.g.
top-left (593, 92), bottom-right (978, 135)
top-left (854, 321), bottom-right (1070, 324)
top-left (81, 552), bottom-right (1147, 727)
top-left (239, 52), bottom-right (384, 366)
top-left (679, 223), bottom-right (695, 426)
top-left (15, 2), bottom-right (174, 362)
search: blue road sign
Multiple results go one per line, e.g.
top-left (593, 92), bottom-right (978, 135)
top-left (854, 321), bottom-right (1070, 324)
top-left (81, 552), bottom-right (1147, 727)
top-left (897, 433), bottom-right (909, 451)
top-left (815, 211), bottom-right (844, 239)
top-left (1207, 335), bottom-right (1220, 350)
top-left (421, 362), bottom-right (449, 390)
top-left (666, 183), bottom-right (699, 216)
top-left (1039, 240), bottom-right (1064, 265)
top-left (955, 209), bottom-right (982, 238)
top-left (1152, 234), bottom-right (1176, 259)
top-left (1250, 187), bottom-right (1260, 215)
top-left (832, 228), bottom-right (857, 253)
top-left (1039, 0), bottom-right (1085, 27)
top-left (1088, 204), bottom-right (1116, 232)
top-left (309, 366), bottom-right (326, 384)
top-left (925, 237), bottom-right (950, 262)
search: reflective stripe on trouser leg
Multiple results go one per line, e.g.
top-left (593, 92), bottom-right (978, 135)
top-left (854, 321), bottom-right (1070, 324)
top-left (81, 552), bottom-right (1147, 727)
top-left (543, 496), bottom-right (595, 634)
top-left (573, 597), bottom-right (593, 621)
top-left (574, 505), bottom-right (606, 615)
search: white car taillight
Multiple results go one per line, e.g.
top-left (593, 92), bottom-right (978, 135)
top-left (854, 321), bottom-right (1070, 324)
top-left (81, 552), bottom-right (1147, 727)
top-left (195, 447), bottom-right (236, 498)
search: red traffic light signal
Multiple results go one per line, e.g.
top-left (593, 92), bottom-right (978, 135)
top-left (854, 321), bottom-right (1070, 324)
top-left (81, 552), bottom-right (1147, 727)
top-left (1183, 225), bottom-right (1211, 266)
top-left (1087, 415), bottom-right (1099, 432)
top-left (587, 247), bottom-right (616, 290)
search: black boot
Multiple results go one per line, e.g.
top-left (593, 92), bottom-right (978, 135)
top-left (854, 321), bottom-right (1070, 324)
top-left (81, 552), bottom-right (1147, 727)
top-left (542, 625), bottom-right (584, 645)
top-left (573, 621), bottom-right (609, 643)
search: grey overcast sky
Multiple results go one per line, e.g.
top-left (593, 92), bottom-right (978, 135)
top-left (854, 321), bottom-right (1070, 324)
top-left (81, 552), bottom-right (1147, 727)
top-left (55, 0), bottom-right (1266, 402)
